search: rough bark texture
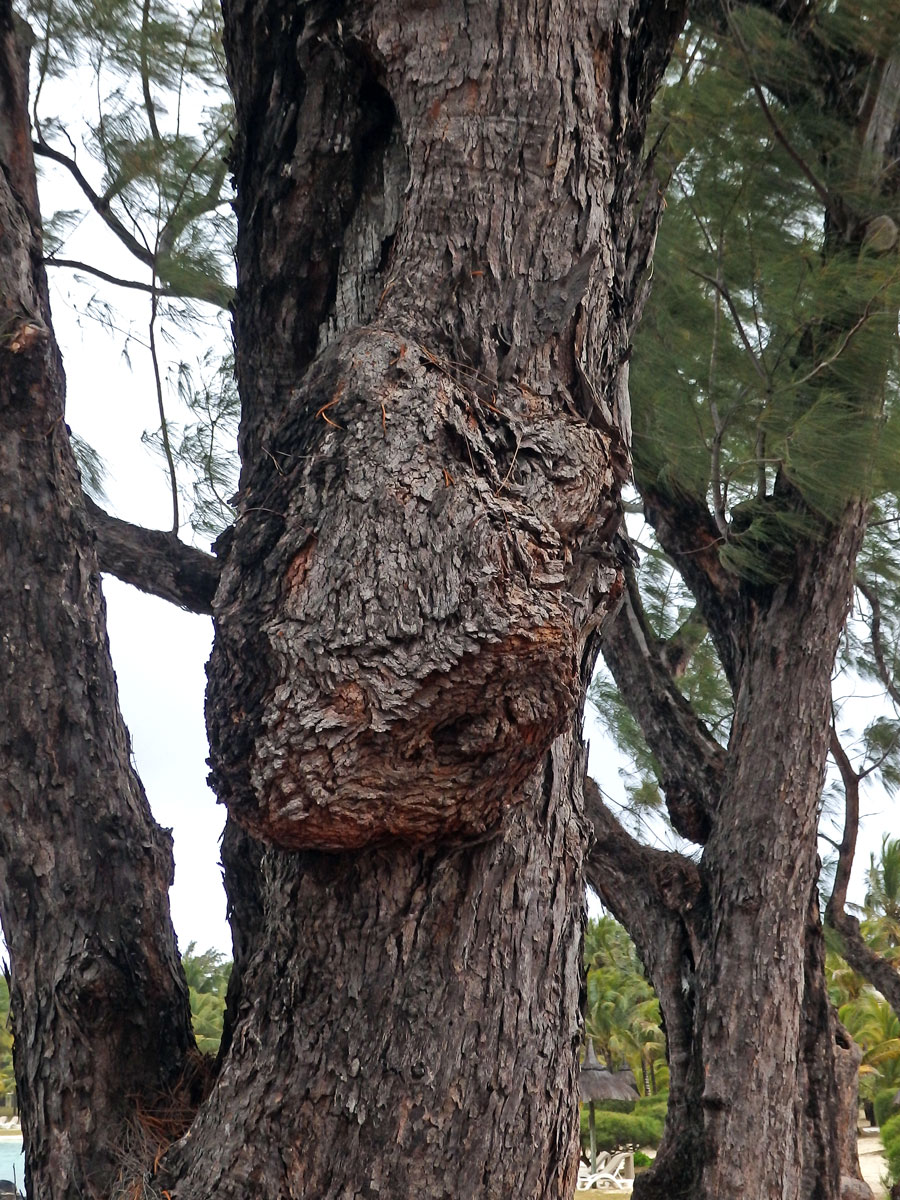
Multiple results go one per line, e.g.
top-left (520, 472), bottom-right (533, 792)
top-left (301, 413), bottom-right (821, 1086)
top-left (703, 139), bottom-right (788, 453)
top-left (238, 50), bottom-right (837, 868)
top-left (206, 0), bottom-right (686, 852)
top-left (161, 0), bottom-right (686, 1195)
top-left (0, 9), bottom-right (195, 1199)
top-left (584, 6), bottom-right (900, 1197)
top-left (164, 740), bottom-right (590, 1198)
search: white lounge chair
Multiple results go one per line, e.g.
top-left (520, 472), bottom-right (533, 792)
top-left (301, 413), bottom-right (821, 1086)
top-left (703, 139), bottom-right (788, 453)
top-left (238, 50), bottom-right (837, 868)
top-left (591, 1150), bottom-right (634, 1191)
top-left (576, 1152), bottom-right (611, 1190)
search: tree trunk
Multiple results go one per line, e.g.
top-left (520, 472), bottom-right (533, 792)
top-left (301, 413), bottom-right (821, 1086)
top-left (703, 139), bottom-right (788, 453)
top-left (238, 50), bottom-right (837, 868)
top-left (0, 9), bottom-right (196, 1199)
top-left (164, 740), bottom-right (590, 1197)
top-left (590, 503), bottom-right (869, 1200)
top-left (157, 1), bottom-right (686, 1195)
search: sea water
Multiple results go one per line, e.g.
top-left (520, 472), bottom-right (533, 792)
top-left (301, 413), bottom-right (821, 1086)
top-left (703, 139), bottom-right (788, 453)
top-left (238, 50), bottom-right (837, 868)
top-left (0, 1138), bottom-right (24, 1193)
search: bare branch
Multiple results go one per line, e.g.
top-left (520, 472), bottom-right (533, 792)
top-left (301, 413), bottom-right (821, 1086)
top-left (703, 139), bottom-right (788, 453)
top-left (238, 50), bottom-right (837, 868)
top-left (639, 485), bottom-right (743, 690)
top-left (584, 776), bottom-right (704, 951)
top-left (687, 266), bottom-right (768, 383)
top-left (827, 725), bottom-right (860, 917)
top-left (857, 578), bottom-right (900, 710)
top-left (44, 257), bottom-right (172, 295)
top-left (601, 570), bottom-right (724, 843)
top-left (84, 495), bottom-right (220, 614)
top-left (32, 137), bottom-right (156, 268)
top-left (825, 723), bottom-right (900, 1021)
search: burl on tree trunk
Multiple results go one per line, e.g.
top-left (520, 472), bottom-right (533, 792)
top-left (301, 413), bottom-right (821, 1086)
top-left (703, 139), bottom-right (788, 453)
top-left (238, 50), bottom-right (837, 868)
top-left (164, 0), bottom-right (685, 1196)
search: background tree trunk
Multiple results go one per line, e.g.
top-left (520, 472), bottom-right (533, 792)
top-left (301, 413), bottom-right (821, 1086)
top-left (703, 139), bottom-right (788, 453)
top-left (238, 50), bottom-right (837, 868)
top-left (0, 9), bottom-right (196, 1199)
top-left (589, 500), bottom-right (869, 1200)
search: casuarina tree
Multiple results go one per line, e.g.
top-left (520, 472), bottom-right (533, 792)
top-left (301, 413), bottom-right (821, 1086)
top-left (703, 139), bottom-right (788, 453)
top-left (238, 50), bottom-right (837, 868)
top-left (587, 4), bottom-right (900, 1198)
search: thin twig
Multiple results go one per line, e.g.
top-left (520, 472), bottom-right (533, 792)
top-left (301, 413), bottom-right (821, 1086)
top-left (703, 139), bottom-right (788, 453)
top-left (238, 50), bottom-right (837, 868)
top-left (45, 258), bottom-right (174, 295)
top-left (784, 281), bottom-right (894, 392)
top-left (858, 578), bottom-right (900, 711)
top-left (686, 266), bottom-right (768, 382)
top-left (149, 284), bottom-right (180, 534)
top-left (141, 0), bottom-right (163, 147)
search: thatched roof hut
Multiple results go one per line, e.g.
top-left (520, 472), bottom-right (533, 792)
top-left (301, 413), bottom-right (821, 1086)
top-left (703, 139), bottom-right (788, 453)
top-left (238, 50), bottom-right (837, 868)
top-left (578, 1041), bottom-right (640, 1103)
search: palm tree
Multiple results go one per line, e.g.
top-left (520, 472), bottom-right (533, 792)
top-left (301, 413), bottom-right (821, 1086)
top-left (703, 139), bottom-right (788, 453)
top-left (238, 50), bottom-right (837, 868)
top-left (861, 837), bottom-right (900, 960)
top-left (583, 916), bottom-right (666, 1093)
top-left (841, 990), bottom-right (900, 1098)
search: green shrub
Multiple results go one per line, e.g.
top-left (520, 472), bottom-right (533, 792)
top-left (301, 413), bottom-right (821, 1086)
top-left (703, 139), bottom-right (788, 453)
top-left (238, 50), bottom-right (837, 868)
top-left (597, 1098), bottom-right (636, 1114)
top-left (634, 1094), bottom-right (668, 1117)
top-left (875, 1087), bottom-right (900, 1129)
top-left (881, 1112), bottom-right (900, 1184)
top-left (633, 1151), bottom-right (653, 1169)
top-left (580, 1109), bottom-right (664, 1154)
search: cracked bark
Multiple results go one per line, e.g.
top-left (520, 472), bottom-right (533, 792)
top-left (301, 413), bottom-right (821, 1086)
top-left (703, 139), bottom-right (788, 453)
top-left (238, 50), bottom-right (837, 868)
top-left (0, 10), bottom-right (195, 1199)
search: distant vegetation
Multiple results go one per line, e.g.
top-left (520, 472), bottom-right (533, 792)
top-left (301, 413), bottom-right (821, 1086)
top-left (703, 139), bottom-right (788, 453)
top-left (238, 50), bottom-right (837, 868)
top-left (581, 916), bottom-right (667, 1157)
top-left (585, 843), bottom-right (900, 1169)
top-left (182, 943), bottom-right (231, 1056)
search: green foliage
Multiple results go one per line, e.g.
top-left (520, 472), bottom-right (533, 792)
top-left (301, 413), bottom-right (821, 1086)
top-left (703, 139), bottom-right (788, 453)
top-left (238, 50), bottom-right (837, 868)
top-left (22, 0), bottom-right (234, 304)
top-left (632, 7), bottom-right (900, 586)
top-left (583, 917), bottom-right (666, 1095)
top-left (17, 0), bottom-right (238, 537)
top-left (182, 942), bottom-right (230, 1056)
top-left (882, 1111), bottom-right (900, 1185)
top-left (580, 1110), bottom-right (664, 1155)
top-left (874, 1087), bottom-right (899, 1129)
top-left (0, 978), bottom-right (13, 1099)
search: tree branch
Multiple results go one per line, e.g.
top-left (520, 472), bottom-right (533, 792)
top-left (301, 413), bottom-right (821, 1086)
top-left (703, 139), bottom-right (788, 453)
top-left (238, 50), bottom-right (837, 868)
top-left (584, 776), bottom-right (704, 968)
top-left (828, 906), bottom-right (900, 1021)
top-left (857, 578), bottom-right (900, 710)
top-left (32, 137), bottom-right (156, 268)
top-left (84, 495), bottom-right (220, 614)
top-left (601, 569), bottom-right (724, 843)
top-left (826, 726), bottom-right (860, 918)
top-left (639, 485), bottom-right (744, 689)
top-left (44, 257), bottom-right (173, 295)
top-left (825, 725), bottom-right (900, 1021)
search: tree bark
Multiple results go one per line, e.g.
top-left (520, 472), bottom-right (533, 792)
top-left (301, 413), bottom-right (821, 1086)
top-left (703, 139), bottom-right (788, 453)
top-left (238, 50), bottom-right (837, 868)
top-left (0, 9), bottom-right (196, 1199)
top-left (158, 0), bottom-right (686, 1195)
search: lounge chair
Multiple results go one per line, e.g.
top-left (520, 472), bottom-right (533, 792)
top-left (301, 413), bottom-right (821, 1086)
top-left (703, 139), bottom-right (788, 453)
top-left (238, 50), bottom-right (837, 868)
top-left (576, 1152), bottom-right (611, 1190)
top-left (590, 1150), bottom-right (634, 1191)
